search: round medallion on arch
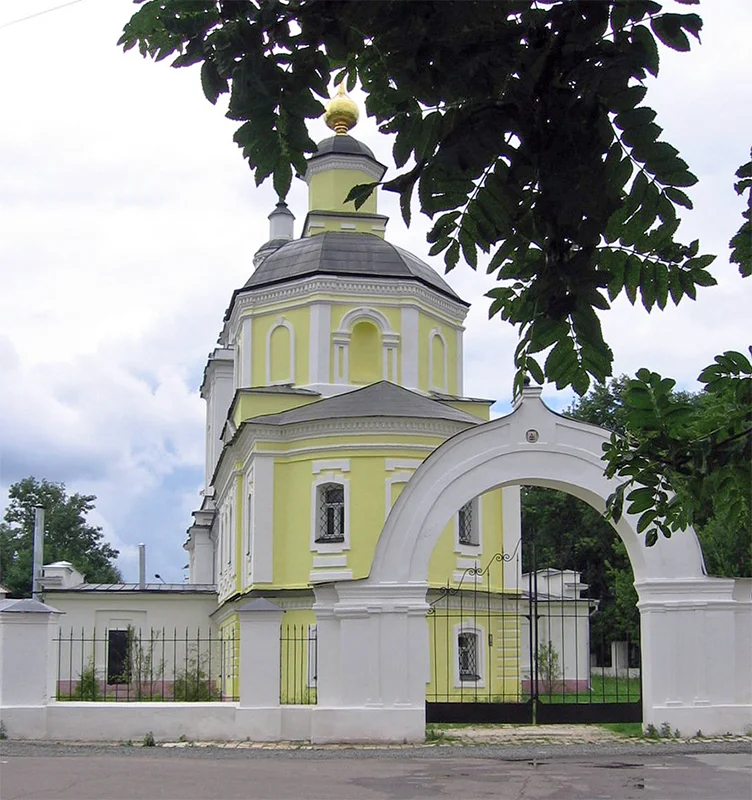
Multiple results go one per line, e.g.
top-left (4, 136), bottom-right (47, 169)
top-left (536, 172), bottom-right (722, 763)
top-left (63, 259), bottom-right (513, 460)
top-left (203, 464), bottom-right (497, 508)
top-left (525, 429), bottom-right (539, 443)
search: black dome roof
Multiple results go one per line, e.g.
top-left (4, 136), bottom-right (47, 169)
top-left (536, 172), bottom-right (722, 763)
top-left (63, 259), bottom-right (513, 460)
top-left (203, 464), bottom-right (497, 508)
top-left (243, 232), bottom-right (465, 303)
top-left (310, 134), bottom-right (377, 160)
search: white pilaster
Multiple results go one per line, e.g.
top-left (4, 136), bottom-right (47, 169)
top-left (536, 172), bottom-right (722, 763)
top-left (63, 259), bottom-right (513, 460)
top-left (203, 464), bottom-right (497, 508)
top-left (312, 582), bottom-right (429, 743)
top-left (252, 455), bottom-right (274, 582)
top-left (0, 600), bottom-right (61, 738)
top-left (308, 302), bottom-right (331, 385)
top-left (400, 306), bottom-right (419, 389)
top-left (240, 317), bottom-right (253, 388)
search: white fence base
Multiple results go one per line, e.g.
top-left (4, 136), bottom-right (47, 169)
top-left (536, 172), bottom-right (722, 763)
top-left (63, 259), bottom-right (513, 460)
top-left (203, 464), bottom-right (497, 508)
top-left (0, 703), bottom-right (426, 744)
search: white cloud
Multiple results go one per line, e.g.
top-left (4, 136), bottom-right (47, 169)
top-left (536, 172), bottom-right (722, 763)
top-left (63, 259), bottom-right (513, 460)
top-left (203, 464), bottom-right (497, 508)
top-left (0, 0), bottom-right (750, 580)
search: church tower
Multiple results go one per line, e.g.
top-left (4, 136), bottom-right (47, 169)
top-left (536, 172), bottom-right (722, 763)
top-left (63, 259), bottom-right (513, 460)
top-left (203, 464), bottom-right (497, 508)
top-left (186, 88), bottom-right (511, 603)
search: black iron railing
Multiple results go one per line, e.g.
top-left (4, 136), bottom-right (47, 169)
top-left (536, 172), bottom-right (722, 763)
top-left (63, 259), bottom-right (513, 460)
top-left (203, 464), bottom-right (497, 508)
top-left (55, 627), bottom-right (238, 702)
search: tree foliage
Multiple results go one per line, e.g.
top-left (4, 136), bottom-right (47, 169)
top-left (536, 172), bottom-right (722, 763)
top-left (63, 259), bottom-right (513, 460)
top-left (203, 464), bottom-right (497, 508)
top-left (120, 0), bottom-right (719, 395)
top-left (0, 477), bottom-right (121, 597)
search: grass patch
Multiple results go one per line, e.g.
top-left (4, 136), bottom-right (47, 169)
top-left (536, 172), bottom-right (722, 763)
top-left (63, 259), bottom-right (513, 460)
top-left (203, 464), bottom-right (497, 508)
top-left (537, 675), bottom-right (641, 705)
top-left (599, 722), bottom-right (643, 737)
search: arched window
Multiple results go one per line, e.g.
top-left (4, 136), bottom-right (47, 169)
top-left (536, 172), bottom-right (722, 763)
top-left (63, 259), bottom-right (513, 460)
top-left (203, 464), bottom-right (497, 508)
top-left (316, 483), bottom-right (345, 543)
top-left (348, 320), bottom-right (382, 384)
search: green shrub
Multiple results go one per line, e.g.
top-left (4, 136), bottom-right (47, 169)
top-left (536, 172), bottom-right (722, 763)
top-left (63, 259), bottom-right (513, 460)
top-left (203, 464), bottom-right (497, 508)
top-left (72, 659), bottom-right (101, 701)
top-left (173, 655), bottom-right (220, 702)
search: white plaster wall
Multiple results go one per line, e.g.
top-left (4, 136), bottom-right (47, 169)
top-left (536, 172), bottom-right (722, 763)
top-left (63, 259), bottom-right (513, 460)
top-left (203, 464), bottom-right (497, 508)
top-left (46, 593), bottom-right (218, 636)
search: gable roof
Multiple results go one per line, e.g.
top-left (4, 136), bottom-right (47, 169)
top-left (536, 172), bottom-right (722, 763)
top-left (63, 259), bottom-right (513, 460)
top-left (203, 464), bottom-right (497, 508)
top-left (245, 381), bottom-right (482, 427)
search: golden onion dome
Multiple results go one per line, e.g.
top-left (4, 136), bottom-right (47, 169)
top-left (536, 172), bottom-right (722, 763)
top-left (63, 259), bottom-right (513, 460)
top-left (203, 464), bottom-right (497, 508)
top-left (324, 83), bottom-right (359, 135)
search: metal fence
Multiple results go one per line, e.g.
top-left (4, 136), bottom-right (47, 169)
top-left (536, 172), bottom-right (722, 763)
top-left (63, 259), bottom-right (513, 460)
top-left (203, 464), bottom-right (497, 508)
top-left (280, 623), bottom-right (317, 705)
top-left (55, 627), bottom-right (238, 702)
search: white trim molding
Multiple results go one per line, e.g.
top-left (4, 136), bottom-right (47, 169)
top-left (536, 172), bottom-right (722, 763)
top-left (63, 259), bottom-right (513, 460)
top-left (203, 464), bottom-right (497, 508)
top-left (313, 459), bottom-right (351, 474)
top-left (265, 316), bottom-right (296, 385)
top-left (453, 621), bottom-right (487, 689)
top-left (384, 470), bottom-right (414, 521)
top-left (305, 154), bottom-right (385, 182)
top-left (310, 471), bottom-right (351, 555)
top-left (332, 306), bottom-right (400, 386)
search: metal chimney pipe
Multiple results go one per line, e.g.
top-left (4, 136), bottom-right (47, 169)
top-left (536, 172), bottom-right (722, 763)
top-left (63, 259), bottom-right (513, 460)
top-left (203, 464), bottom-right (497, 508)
top-left (138, 543), bottom-right (146, 590)
top-left (32, 505), bottom-right (45, 601)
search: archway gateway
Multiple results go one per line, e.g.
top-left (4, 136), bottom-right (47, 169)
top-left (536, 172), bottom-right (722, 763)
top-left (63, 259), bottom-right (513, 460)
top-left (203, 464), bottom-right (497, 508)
top-left (312, 386), bottom-right (751, 743)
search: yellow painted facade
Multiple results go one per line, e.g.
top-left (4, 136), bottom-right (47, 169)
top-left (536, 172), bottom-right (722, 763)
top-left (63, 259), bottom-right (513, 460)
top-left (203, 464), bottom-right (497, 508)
top-left (308, 168), bottom-right (378, 215)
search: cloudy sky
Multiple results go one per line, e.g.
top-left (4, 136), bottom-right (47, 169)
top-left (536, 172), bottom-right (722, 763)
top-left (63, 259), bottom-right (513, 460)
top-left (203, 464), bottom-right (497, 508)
top-left (1, 0), bottom-right (749, 582)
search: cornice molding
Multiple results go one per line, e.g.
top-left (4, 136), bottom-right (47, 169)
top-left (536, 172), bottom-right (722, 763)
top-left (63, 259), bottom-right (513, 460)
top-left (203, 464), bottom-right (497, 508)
top-left (225, 276), bottom-right (467, 341)
top-left (211, 418), bottom-right (474, 491)
top-left (304, 154), bottom-right (385, 182)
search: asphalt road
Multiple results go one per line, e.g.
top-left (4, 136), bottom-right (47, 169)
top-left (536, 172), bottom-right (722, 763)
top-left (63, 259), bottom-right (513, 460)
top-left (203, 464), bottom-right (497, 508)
top-left (1, 741), bottom-right (750, 800)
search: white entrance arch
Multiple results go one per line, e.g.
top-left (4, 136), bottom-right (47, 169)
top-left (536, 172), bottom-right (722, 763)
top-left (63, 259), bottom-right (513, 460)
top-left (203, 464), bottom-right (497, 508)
top-left (312, 385), bottom-right (751, 744)
top-left (370, 384), bottom-right (705, 586)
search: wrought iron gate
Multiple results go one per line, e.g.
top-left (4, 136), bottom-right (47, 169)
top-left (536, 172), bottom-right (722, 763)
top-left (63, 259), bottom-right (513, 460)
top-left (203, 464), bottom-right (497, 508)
top-left (425, 549), bottom-right (642, 725)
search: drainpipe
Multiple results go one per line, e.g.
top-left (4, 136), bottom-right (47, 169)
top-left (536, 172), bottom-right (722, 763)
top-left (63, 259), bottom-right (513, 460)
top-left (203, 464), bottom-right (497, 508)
top-left (32, 505), bottom-right (45, 601)
top-left (138, 543), bottom-right (146, 590)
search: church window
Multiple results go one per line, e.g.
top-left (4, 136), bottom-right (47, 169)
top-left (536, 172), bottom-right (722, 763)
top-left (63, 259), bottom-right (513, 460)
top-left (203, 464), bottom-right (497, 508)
top-left (458, 631), bottom-right (480, 682)
top-left (107, 629), bottom-right (130, 684)
top-left (458, 501), bottom-right (478, 546)
top-left (316, 483), bottom-right (345, 543)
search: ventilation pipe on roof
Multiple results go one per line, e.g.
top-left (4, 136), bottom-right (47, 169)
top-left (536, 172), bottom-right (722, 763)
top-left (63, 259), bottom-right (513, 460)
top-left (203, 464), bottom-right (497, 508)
top-left (32, 506), bottom-right (45, 601)
top-left (138, 543), bottom-right (146, 590)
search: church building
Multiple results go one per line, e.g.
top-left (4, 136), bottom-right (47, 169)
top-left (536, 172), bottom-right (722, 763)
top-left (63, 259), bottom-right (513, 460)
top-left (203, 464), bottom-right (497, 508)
top-left (44, 88), bottom-right (536, 704)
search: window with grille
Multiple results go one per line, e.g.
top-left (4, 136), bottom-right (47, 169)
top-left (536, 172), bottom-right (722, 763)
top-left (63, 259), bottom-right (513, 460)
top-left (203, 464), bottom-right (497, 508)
top-left (458, 501), bottom-right (477, 546)
top-left (458, 631), bottom-right (480, 681)
top-left (316, 483), bottom-right (345, 543)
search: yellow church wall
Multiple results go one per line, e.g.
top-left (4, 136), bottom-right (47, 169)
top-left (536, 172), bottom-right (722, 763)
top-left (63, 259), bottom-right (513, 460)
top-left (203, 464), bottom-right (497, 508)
top-left (218, 613), bottom-right (240, 700)
top-left (280, 608), bottom-right (318, 704)
top-left (426, 608), bottom-right (522, 702)
top-left (231, 392), bottom-right (320, 428)
top-left (438, 400), bottom-right (492, 421)
top-left (425, 488), bottom-right (508, 594)
top-left (308, 169), bottom-right (378, 215)
top-left (250, 307), bottom-right (310, 387)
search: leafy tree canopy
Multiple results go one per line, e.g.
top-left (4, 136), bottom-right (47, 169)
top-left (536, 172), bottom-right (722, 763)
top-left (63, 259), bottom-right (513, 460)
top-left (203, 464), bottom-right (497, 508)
top-left (121, 0), bottom-right (722, 396)
top-left (120, 1), bottom-right (750, 550)
top-left (0, 477), bottom-right (122, 598)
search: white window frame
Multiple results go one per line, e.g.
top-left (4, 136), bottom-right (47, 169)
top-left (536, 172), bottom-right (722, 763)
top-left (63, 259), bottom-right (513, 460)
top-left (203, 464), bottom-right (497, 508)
top-left (455, 496), bottom-right (482, 554)
top-left (453, 622), bottom-right (487, 689)
top-left (311, 471), bottom-right (350, 554)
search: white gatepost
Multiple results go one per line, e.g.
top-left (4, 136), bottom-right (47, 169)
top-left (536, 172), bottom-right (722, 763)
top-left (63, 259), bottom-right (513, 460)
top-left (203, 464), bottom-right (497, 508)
top-left (638, 577), bottom-right (752, 736)
top-left (312, 582), bottom-right (429, 743)
top-left (236, 598), bottom-right (284, 740)
top-left (0, 598), bottom-right (61, 739)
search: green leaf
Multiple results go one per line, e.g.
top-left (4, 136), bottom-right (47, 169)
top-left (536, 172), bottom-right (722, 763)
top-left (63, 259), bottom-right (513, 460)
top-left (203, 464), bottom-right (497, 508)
top-left (651, 15), bottom-right (692, 52)
top-left (627, 487), bottom-right (657, 515)
top-left (201, 60), bottom-right (228, 105)
top-left (631, 25), bottom-right (660, 76)
top-left (664, 186), bottom-right (693, 209)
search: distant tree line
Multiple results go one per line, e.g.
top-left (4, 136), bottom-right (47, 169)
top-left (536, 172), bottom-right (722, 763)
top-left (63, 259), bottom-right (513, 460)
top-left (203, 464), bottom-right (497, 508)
top-left (0, 477), bottom-right (122, 598)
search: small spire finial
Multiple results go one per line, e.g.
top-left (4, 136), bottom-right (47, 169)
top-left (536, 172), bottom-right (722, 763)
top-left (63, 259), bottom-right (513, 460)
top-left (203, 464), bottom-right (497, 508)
top-left (324, 82), bottom-right (359, 135)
